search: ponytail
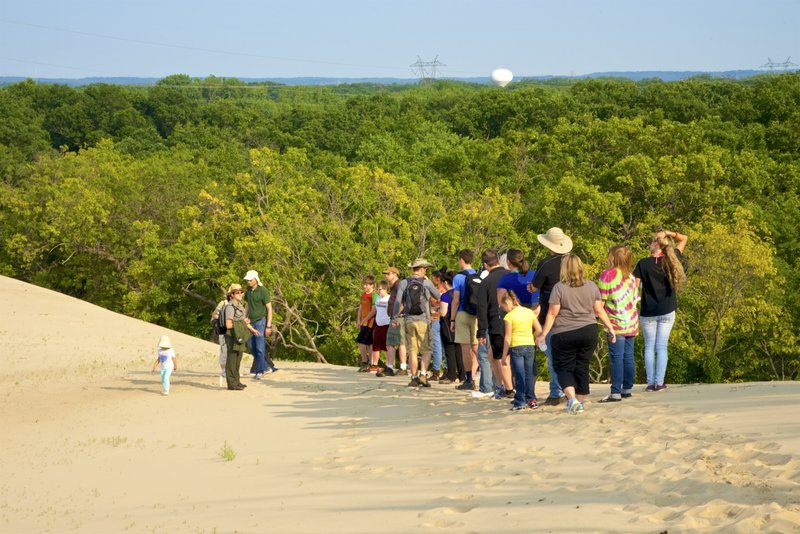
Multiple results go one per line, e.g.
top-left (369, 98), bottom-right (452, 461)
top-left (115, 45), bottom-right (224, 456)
top-left (506, 248), bottom-right (530, 276)
top-left (657, 237), bottom-right (686, 291)
top-left (501, 290), bottom-right (520, 308)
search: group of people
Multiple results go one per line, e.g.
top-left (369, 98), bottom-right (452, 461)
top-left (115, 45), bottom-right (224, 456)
top-left (152, 226), bottom-right (687, 406)
top-left (355, 227), bottom-right (688, 413)
top-left (210, 269), bottom-right (279, 391)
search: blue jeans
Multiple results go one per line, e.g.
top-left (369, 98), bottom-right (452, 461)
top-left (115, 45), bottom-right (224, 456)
top-left (510, 345), bottom-right (535, 407)
top-left (249, 318), bottom-right (267, 374)
top-left (477, 329), bottom-right (494, 393)
top-left (431, 319), bottom-right (442, 371)
top-left (607, 334), bottom-right (635, 394)
top-left (640, 312), bottom-right (675, 385)
top-left (543, 331), bottom-right (563, 398)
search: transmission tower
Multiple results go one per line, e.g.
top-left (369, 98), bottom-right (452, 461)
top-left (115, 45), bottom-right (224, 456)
top-left (759, 57), bottom-right (799, 72)
top-left (410, 55), bottom-right (446, 83)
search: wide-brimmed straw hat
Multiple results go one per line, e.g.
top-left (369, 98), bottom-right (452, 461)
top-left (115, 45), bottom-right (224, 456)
top-left (158, 335), bottom-right (173, 349)
top-left (407, 257), bottom-right (434, 269)
top-left (537, 227), bottom-right (573, 254)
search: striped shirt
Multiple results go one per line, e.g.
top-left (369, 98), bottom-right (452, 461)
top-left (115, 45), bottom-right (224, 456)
top-left (598, 268), bottom-right (640, 336)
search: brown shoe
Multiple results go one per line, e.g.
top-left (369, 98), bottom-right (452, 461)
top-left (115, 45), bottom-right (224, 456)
top-left (430, 370), bottom-right (440, 381)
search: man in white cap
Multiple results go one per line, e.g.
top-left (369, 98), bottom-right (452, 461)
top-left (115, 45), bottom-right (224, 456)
top-left (244, 269), bottom-right (277, 378)
top-left (391, 258), bottom-right (441, 387)
top-left (530, 227), bottom-right (573, 405)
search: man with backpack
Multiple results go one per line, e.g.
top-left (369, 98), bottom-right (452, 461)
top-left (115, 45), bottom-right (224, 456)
top-left (391, 258), bottom-right (441, 387)
top-left (450, 250), bottom-right (482, 391)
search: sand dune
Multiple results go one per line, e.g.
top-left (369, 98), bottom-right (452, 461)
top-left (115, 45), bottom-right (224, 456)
top-left (2, 274), bottom-right (799, 533)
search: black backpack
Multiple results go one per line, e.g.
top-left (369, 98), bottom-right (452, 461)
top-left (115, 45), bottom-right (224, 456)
top-left (459, 270), bottom-right (482, 315)
top-left (403, 277), bottom-right (427, 316)
top-left (212, 303), bottom-right (228, 336)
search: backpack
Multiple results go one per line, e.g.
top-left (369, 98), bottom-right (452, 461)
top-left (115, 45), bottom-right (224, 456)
top-left (459, 270), bottom-right (482, 315)
top-left (403, 277), bottom-right (427, 316)
top-left (212, 302), bottom-right (228, 336)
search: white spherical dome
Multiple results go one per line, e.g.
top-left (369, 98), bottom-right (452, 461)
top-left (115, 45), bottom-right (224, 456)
top-left (491, 68), bottom-right (513, 87)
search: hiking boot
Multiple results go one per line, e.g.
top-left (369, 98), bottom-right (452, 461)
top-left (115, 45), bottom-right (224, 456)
top-left (456, 380), bottom-right (476, 391)
top-left (430, 370), bottom-right (440, 381)
top-left (396, 368), bottom-right (409, 376)
top-left (543, 396), bottom-right (563, 406)
top-left (418, 375), bottom-right (431, 388)
top-left (407, 376), bottom-right (421, 387)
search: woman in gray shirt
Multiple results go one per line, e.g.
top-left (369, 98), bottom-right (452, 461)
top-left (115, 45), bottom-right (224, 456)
top-left (536, 254), bottom-right (616, 414)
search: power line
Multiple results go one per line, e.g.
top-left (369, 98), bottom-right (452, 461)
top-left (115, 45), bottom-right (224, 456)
top-left (0, 18), bottom-right (484, 77)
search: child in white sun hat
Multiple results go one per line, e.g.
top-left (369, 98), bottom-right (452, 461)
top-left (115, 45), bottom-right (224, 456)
top-left (152, 335), bottom-right (178, 396)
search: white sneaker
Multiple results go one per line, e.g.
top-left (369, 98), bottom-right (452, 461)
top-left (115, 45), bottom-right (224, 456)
top-left (161, 390), bottom-right (169, 396)
top-left (255, 373), bottom-right (264, 380)
top-left (470, 391), bottom-right (495, 399)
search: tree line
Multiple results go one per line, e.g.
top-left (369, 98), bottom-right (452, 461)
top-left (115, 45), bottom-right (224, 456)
top-left (1, 73), bottom-right (799, 382)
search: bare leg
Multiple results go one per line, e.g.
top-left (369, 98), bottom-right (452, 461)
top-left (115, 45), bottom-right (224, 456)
top-left (421, 352), bottom-right (432, 375)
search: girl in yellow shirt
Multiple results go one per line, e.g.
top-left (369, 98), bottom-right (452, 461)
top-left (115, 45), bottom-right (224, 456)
top-left (501, 291), bottom-right (543, 411)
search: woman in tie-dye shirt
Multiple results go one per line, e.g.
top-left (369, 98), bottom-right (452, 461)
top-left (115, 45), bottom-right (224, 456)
top-left (597, 246), bottom-right (640, 402)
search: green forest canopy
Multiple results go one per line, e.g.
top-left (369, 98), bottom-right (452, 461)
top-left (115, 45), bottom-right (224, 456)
top-left (2, 73), bottom-right (799, 382)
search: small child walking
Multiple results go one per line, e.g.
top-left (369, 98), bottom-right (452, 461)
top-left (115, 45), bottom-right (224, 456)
top-left (152, 335), bottom-right (178, 396)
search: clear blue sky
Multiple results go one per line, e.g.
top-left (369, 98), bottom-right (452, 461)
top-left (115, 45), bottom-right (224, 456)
top-left (1, 0), bottom-right (798, 79)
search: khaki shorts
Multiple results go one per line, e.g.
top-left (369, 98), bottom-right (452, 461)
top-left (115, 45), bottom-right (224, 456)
top-left (386, 317), bottom-right (406, 347)
top-left (454, 311), bottom-right (478, 345)
top-left (405, 319), bottom-right (432, 356)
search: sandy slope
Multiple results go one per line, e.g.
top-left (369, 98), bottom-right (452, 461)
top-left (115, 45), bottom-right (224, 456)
top-left (2, 275), bottom-right (799, 533)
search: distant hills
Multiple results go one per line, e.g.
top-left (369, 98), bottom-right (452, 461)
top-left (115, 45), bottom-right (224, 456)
top-left (0, 70), bottom-right (793, 87)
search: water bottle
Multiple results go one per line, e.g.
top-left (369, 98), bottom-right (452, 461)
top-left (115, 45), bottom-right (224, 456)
top-left (538, 341), bottom-right (548, 352)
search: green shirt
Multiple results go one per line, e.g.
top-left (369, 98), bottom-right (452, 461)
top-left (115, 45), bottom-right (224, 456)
top-left (244, 285), bottom-right (271, 322)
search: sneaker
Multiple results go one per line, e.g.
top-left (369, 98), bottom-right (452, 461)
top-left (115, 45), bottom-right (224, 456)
top-left (543, 396), bottom-right (563, 406)
top-left (161, 390), bottom-right (169, 396)
top-left (527, 400), bottom-right (539, 409)
top-left (598, 394), bottom-right (622, 403)
top-left (510, 404), bottom-right (527, 411)
top-left (376, 367), bottom-right (394, 377)
top-left (255, 373), bottom-right (264, 380)
top-left (621, 392), bottom-right (633, 398)
top-left (418, 375), bottom-right (431, 388)
top-left (566, 399), bottom-right (584, 414)
top-left (655, 384), bottom-right (668, 392)
top-left (645, 384), bottom-right (656, 392)
top-left (456, 380), bottom-right (476, 391)
top-left (471, 390), bottom-right (495, 399)
top-left (407, 376), bottom-right (421, 387)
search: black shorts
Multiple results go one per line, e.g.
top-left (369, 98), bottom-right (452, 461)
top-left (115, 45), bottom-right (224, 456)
top-left (356, 325), bottom-right (374, 345)
top-left (489, 333), bottom-right (504, 360)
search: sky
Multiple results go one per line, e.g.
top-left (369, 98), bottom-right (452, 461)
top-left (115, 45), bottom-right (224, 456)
top-left (1, 0), bottom-right (799, 80)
